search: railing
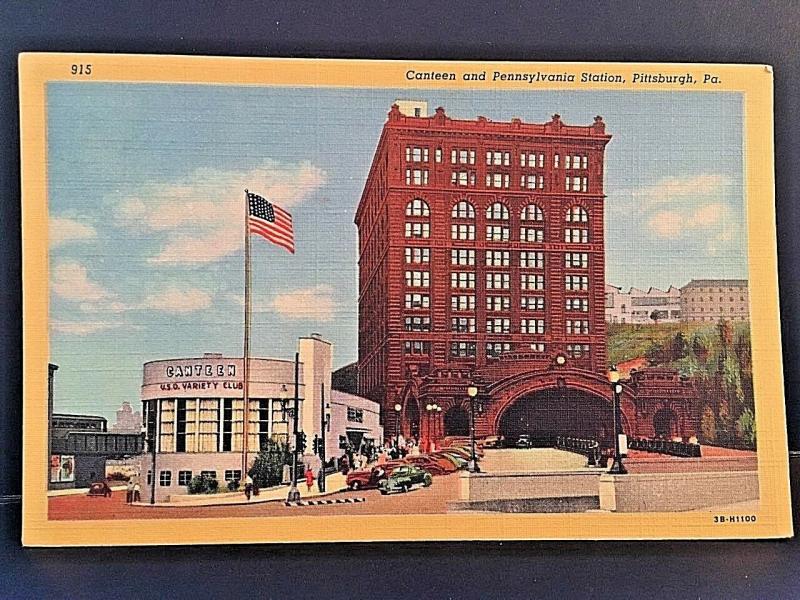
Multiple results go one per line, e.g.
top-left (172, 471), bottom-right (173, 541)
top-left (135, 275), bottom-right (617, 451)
top-left (555, 436), bottom-right (601, 467)
top-left (627, 437), bottom-right (701, 458)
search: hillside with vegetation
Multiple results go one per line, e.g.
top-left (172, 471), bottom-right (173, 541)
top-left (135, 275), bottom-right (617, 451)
top-left (607, 320), bottom-right (755, 450)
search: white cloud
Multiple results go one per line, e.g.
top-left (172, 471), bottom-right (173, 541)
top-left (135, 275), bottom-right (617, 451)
top-left (634, 174), bottom-right (729, 209)
top-left (686, 202), bottom-right (728, 229)
top-left (141, 287), bottom-right (212, 313)
top-left (115, 160), bottom-right (326, 264)
top-left (51, 262), bottom-right (113, 302)
top-left (648, 211), bottom-right (684, 238)
top-left (51, 320), bottom-right (124, 336)
top-left (50, 217), bottom-right (97, 247)
top-left (271, 284), bottom-right (334, 322)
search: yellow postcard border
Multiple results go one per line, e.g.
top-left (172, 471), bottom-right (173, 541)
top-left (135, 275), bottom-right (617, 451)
top-left (19, 54), bottom-right (792, 545)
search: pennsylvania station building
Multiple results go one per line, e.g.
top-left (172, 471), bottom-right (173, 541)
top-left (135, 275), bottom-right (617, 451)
top-left (354, 102), bottom-right (700, 449)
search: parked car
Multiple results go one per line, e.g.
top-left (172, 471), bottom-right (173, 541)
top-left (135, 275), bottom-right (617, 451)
top-left (515, 434), bottom-right (533, 448)
top-left (430, 451), bottom-right (468, 469)
top-left (346, 461), bottom-right (405, 490)
top-left (404, 455), bottom-right (453, 475)
top-left (87, 480), bottom-right (113, 497)
top-left (481, 436), bottom-right (502, 449)
top-left (378, 465), bottom-right (432, 494)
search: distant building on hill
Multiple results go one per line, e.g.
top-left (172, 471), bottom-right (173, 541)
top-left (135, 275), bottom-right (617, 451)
top-left (110, 401), bottom-right (141, 433)
top-left (605, 284), bottom-right (681, 324)
top-left (679, 279), bottom-right (749, 322)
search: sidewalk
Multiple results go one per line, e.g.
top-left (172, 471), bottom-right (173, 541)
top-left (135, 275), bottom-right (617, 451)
top-left (135, 472), bottom-right (348, 507)
top-left (47, 485), bottom-right (127, 497)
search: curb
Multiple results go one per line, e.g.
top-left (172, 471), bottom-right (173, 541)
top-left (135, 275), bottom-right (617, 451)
top-left (132, 486), bottom-right (348, 508)
top-left (285, 497), bottom-right (366, 507)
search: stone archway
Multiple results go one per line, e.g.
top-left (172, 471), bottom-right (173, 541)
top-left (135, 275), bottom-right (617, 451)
top-left (496, 387), bottom-right (613, 446)
top-left (444, 405), bottom-right (470, 437)
top-left (653, 407), bottom-right (678, 439)
top-left (404, 396), bottom-right (421, 440)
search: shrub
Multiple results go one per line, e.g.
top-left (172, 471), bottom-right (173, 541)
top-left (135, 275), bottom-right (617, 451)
top-left (187, 474), bottom-right (219, 494)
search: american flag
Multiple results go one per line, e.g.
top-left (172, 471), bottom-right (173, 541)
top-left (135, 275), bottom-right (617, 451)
top-left (247, 191), bottom-right (295, 254)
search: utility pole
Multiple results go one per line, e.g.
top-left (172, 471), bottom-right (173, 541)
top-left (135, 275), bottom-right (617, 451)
top-left (318, 383), bottom-right (327, 493)
top-left (287, 352), bottom-right (301, 502)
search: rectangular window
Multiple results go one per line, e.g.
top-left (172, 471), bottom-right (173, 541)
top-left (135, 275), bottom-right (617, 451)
top-left (404, 316), bottom-right (431, 331)
top-left (582, 177), bottom-right (588, 192)
top-left (565, 228), bottom-right (589, 243)
top-left (347, 407), bottom-right (364, 423)
top-left (565, 252), bottom-right (589, 268)
top-left (565, 155), bottom-right (571, 169)
top-left (405, 271), bottom-right (430, 287)
top-left (486, 273), bottom-right (510, 290)
top-left (567, 344), bottom-right (590, 358)
top-left (572, 176), bottom-right (582, 191)
top-left (224, 469), bottom-right (242, 483)
top-left (486, 342), bottom-right (512, 358)
top-left (175, 398), bottom-right (188, 453)
top-left (435, 148), bottom-right (442, 163)
top-left (451, 295), bottom-right (476, 311)
top-left (486, 173), bottom-right (510, 188)
top-left (404, 293), bottom-right (430, 309)
top-left (521, 296), bottom-right (545, 311)
top-left (486, 250), bottom-right (510, 266)
top-left (405, 169), bottom-right (429, 185)
top-left (554, 153), bottom-right (560, 168)
top-left (222, 398), bottom-right (233, 452)
top-left (200, 470), bottom-right (217, 480)
top-left (521, 319), bottom-right (546, 334)
top-left (404, 341), bottom-right (431, 355)
top-left (530, 343), bottom-right (546, 352)
top-left (159, 470), bottom-right (172, 487)
top-left (521, 274), bottom-right (545, 291)
top-left (520, 251), bottom-right (544, 269)
top-left (451, 271), bottom-right (476, 289)
top-left (520, 227), bottom-right (544, 243)
top-left (405, 247), bottom-right (430, 264)
top-left (486, 318), bottom-right (511, 333)
top-left (451, 249), bottom-right (475, 265)
top-left (450, 341), bottom-right (477, 357)
top-left (405, 146), bottom-right (429, 162)
top-left (178, 470), bottom-right (192, 486)
top-left (566, 298), bottom-right (589, 312)
top-left (451, 224), bottom-right (475, 240)
top-left (486, 296), bottom-right (511, 311)
top-left (405, 222), bottom-right (430, 238)
top-left (566, 320), bottom-right (590, 334)
top-left (451, 317), bottom-right (476, 333)
top-left (486, 225), bottom-right (510, 241)
top-left (582, 155), bottom-right (588, 169)
top-left (565, 275), bottom-right (589, 291)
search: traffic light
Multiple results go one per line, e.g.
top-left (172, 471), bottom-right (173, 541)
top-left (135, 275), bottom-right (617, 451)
top-left (312, 435), bottom-right (321, 455)
top-left (296, 431), bottom-right (307, 453)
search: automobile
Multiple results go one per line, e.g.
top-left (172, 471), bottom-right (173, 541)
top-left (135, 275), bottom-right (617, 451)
top-left (515, 434), bottom-right (533, 448)
top-left (430, 451), bottom-right (468, 469)
top-left (404, 455), bottom-right (453, 475)
top-left (378, 465), bottom-right (432, 494)
top-left (87, 481), bottom-right (113, 497)
top-left (346, 461), bottom-right (405, 490)
top-left (480, 436), bottom-right (502, 449)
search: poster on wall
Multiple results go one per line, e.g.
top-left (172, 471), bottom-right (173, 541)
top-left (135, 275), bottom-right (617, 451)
top-left (20, 54), bottom-right (791, 545)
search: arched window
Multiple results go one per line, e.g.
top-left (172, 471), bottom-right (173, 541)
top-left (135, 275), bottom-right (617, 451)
top-left (406, 198), bottom-right (430, 217)
top-left (486, 202), bottom-right (509, 220)
top-left (451, 200), bottom-right (475, 219)
top-left (521, 204), bottom-right (544, 221)
top-left (566, 206), bottom-right (588, 223)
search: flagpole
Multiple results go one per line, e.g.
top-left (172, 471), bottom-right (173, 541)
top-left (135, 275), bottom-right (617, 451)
top-left (242, 189), bottom-right (252, 483)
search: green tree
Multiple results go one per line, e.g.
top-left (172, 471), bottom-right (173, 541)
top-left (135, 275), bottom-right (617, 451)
top-left (248, 439), bottom-right (291, 488)
top-left (700, 405), bottom-right (717, 444)
top-left (736, 407), bottom-right (757, 449)
top-left (670, 331), bottom-right (688, 361)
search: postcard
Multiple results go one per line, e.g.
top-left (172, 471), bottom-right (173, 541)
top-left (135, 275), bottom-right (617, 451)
top-left (19, 54), bottom-right (791, 545)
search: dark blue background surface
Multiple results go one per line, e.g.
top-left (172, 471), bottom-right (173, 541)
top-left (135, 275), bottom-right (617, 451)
top-left (1, 2), bottom-right (798, 598)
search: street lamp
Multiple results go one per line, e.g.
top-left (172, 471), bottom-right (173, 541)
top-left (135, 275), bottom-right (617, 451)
top-left (393, 402), bottom-right (402, 444)
top-left (467, 385), bottom-right (480, 473)
top-left (435, 405), bottom-right (442, 438)
top-left (608, 366), bottom-right (627, 475)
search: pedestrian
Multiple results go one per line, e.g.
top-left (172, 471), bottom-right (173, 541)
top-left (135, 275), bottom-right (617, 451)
top-left (244, 474), bottom-right (253, 500)
top-left (305, 466), bottom-right (314, 491)
top-left (132, 480), bottom-right (141, 502)
top-left (125, 479), bottom-right (134, 504)
top-left (340, 454), bottom-right (349, 475)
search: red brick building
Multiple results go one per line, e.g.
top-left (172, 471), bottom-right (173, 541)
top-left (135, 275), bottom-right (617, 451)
top-left (354, 102), bottom-right (697, 448)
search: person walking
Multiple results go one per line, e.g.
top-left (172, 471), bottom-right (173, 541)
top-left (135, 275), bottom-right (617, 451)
top-left (244, 474), bottom-right (253, 501)
top-left (132, 480), bottom-right (141, 503)
top-left (305, 466), bottom-right (315, 492)
top-left (125, 479), bottom-right (134, 504)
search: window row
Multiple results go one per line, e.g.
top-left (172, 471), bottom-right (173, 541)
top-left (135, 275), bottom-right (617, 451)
top-left (404, 147), bottom-right (589, 171)
top-left (155, 469), bottom-right (242, 487)
top-left (448, 224), bottom-right (588, 243)
top-left (407, 247), bottom-right (586, 270)
top-left (405, 273), bottom-right (589, 293)
top-left (405, 291), bottom-right (589, 312)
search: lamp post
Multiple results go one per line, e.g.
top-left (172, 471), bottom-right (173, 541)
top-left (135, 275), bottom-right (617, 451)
top-left (393, 402), bottom-right (402, 443)
top-left (608, 365), bottom-right (627, 475)
top-left (287, 352), bottom-right (302, 502)
top-left (467, 385), bottom-right (480, 473)
top-left (436, 405), bottom-right (442, 438)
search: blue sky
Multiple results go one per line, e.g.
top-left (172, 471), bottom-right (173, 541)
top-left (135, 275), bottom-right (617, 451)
top-left (47, 83), bottom-right (746, 419)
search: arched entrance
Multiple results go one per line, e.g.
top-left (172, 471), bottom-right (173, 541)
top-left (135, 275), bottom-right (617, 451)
top-left (444, 406), bottom-right (469, 437)
top-left (653, 408), bottom-right (678, 439)
top-left (404, 397), bottom-right (421, 440)
top-left (497, 387), bottom-right (613, 447)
